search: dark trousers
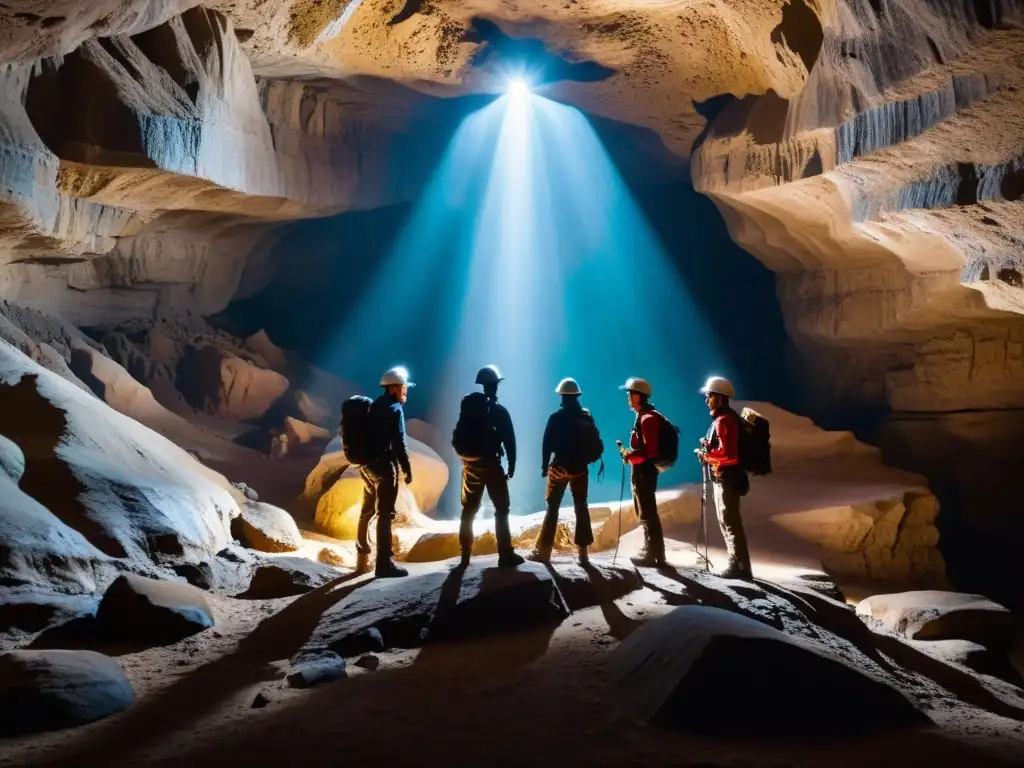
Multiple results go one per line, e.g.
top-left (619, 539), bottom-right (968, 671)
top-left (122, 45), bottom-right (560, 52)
top-left (460, 457), bottom-right (513, 554)
top-left (356, 459), bottom-right (398, 561)
top-left (536, 466), bottom-right (594, 550)
top-left (631, 462), bottom-right (665, 557)
top-left (713, 477), bottom-right (751, 569)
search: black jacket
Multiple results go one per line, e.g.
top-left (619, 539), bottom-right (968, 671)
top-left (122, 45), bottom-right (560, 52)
top-left (369, 392), bottom-right (412, 477)
top-left (542, 400), bottom-right (589, 474)
top-left (488, 398), bottom-right (516, 473)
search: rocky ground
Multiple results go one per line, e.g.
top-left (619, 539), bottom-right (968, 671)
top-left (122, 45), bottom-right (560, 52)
top-left (2, 306), bottom-right (1023, 764)
top-left (2, 554), bottom-right (1023, 767)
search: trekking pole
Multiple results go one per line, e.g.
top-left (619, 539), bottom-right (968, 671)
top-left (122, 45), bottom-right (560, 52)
top-left (697, 462), bottom-right (713, 572)
top-left (612, 453), bottom-right (626, 567)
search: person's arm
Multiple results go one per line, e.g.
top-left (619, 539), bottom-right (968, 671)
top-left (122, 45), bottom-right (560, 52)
top-left (626, 413), bottom-right (661, 465)
top-left (504, 408), bottom-right (517, 476)
top-left (541, 414), bottom-right (554, 475)
top-left (703, 416), bottom-right (738, 467)
top-left (394, 404), bottom-right (412, 480)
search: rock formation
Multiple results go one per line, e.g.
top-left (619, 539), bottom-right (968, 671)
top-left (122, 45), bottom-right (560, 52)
top-left (0, 1), bottom-right (1021, 603)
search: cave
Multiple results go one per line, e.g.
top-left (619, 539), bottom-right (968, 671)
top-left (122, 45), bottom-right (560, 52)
top-left (1, 1), bottom-right (1023, 763)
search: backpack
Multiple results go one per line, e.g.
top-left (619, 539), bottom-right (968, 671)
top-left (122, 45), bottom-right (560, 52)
top-left (451, 392), bottom-right (500, 459)
top-left (571, 408), bottom-right (604, 465)
top-left (340, 395), bottom-right (375, 465)
top-left (738, 406), bottom-right (772, 476)
top-left (652, 411), bottom-right (680, 472)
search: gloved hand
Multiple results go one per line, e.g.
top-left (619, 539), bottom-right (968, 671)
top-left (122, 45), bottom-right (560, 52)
top-left (403, 471), bottom-right (413, 485)
top-left (541, 467), bottom-right (548, 478)
top-left (694, 448), bottom-right (706, 463)
top-left (506, 467), bottom-right (515, 480)
top-left (616, 440), bottom-right (628, 460)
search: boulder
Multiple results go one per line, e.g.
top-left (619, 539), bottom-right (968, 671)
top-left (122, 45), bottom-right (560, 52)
top-left (286, 651), bottom-right (347, 689)
top-left (608, 605), bottom-right (929, 737)
top-left (241, 557), bottom-right (342, 599)
top-left (313, 476), bottom-right (435, 540)
top-left (291, 391), bottom-right (332, 426)
top-left (0, 650), bottom-right (133, 736)
top-left (512, 521), bottom-right (575, 552)
top-left (176, 343), bottom-right (289, 420)
top-left (243, 329), bottom-right (290, 373)
top-left (299, 569), bottom-right (449, 656)
top-left (0, 590), bottom-right (98, 634)
top-left (856, 591), bottom-right (1016, 649)
top-left (0, 438), bottom-right (115, 595)
top-left (404, 531), bottom-right (497, 563)
top-left (232, 502), bottom-right (304, 553)
top-left (0, 433), bottom-right (25, 482)
top-left (426, 559), bottom-right (570, 643)
top-left (282, 416), bottom-right (333, 452)
top-left (97, 574), bottom-right (215, 645)
top-left (909, 639), bottom-right (1024, 688)
top-left (0, 343), bottom-right (238, 571)
top-left (306, 436), bottom-right (448, 530)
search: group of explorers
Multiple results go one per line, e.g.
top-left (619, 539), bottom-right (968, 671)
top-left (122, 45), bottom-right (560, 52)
top-left (340, 363), bottom-right (771, 582)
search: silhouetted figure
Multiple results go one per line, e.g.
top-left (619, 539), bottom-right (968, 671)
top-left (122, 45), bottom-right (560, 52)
top-left (529, 377), bottom-right (603, 564)
top-left (697, 375), bottom-right (753, 581)
top-left (618, 377), bottom-right (668, 567)
top-left (451, 365), bottom-right (525, 568)
top-left (355, 366), bottom-right (414, 578)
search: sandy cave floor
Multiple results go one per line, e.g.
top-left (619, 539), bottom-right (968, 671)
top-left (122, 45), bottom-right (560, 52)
top-left (3, 554), bottom-right (1024, 768)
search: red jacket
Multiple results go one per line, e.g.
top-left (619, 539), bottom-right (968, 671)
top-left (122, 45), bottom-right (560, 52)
top-left (704, 410), bottom-right (740, 468)
top-left (626, 410), bottom-right (661, 465)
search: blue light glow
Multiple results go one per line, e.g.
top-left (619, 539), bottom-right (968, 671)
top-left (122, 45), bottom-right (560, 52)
top-left (321, 88), bottom-right (730, 516)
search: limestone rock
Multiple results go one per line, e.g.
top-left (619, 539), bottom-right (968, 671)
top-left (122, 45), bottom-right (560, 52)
top-left (308, 436), bottom-right (449, 530)
top-left (0, 650), bottom-right (133, 736)
top-left (856, 591), bottom-right (1015, 649)
top-left (0, 433), bottom-right (25, 482)
top-left (426, 560), bottom-right (570, 643)
top-left (232, 502), bottom-right (303, 553)
top-left (291, 392), bottom-right (332, 426)
top-left (242, 557), bottom-right (341, 598)
top-left (282, 416), bottom-right (332, 452)
top-left (0, 342), bottom-right (238, 574)
top-left (287, 651), bottom-right (347, 689)
top-left (404, 531), bottom-right (498, 563)
top-left (0, 590), bottom-right (98, 634)
top-left (909, 639), bottom-right (1024, 688)
top-left (300, 570), bottom-right (446, 657)
top-left (97, 574), bottom-right (215, 644)
top-left (609, 605), bottom-right (929, 737)
top-left (177, 343), bottom-right (289, 420)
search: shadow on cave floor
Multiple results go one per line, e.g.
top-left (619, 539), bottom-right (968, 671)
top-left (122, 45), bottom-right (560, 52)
top-left (24, 571), bottom-right (373, 767)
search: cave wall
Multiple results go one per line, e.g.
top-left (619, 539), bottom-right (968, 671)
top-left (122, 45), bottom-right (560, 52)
top-left (690, 0), bottom-right (1024, 602)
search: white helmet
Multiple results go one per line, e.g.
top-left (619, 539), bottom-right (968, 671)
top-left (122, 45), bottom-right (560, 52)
top-left (475, 364), bottom-right (504, 385)
top-left (619, 377), bottom-right (652, 397)
top-left (555, 377), bottom-right (581, 396)
top-left (700, 375), bottom-right (734, 398)
top-left (380, 366), bottom-right (415, 387)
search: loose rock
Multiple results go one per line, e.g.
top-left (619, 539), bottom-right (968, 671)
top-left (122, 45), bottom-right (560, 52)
top-left (0, 650), bottom-right (133, 736)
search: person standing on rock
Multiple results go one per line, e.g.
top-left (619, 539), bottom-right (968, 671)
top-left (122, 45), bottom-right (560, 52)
top-left (356, 366), bottom-right (414, 578)
top-left (451, 365), bottom-right (525, 568)
top-left (696, 375), bottom-right (753, 581)
top-left (617, 377), bottom-right (668, 567)
top-left (529, 377), bottom-right (601, 565)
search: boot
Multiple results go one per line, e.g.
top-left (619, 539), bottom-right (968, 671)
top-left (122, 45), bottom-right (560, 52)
top-left (630, 518), bottom-right (667, 567)
top-left (374, 508), bottom-right (406, 578)
top-left (527, 544), bottom-right (552, 564)
top-left (375, 560), bottom-right (409, 578)
top-left (577, 545), bottom-right (589, 565)
top-left (355, 551), bottom-right (372, 574)
top-left (494, 513), bottom-right (524, 567)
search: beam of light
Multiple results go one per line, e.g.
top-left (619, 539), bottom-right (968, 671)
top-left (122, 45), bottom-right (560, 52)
top-left (317, 86), bottom-right (731, 519)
